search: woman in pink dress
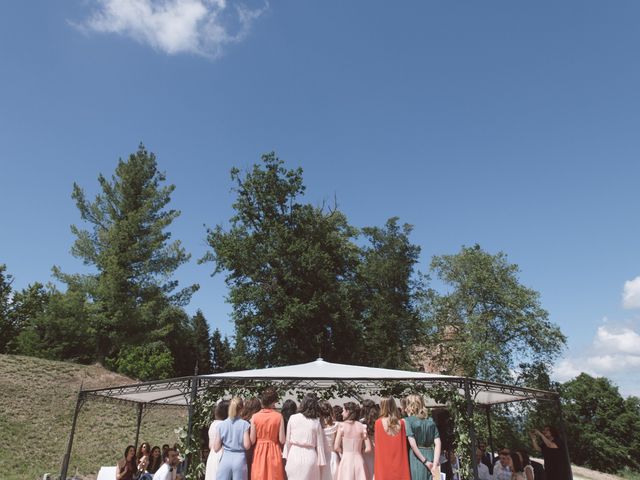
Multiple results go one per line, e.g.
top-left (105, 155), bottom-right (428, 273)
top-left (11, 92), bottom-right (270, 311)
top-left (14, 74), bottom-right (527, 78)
top-left (283, 394), bottom-right (327, 480)
top-left (334, 402), bottom-right (371, 480)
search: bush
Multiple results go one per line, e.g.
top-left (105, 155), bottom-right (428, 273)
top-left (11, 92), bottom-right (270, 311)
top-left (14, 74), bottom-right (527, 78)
top-left (114, 341), bottom-right (175, 381)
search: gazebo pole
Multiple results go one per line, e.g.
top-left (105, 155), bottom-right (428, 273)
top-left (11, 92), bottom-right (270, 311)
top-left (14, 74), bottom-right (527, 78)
top-left (555, 396), bottom-right (573, 480)
top-left (486, 405), bottom-right (495, 464)
top-left (60, 390), bottom-right (84, 480)
top-left (184, 373), bottom-right (199, 473)
top-left (134, 403), bottom-right (144, 448)
top-left (463, 379), bottom-right (479, 480)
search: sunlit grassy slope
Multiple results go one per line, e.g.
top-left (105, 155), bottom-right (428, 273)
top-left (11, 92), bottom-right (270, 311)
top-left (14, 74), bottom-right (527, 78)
top-left (0, 354), bottom-right (186, 480)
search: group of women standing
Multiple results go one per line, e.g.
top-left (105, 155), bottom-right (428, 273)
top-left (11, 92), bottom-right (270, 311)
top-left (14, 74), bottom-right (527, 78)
top-left (206, 390), bottom-right (441, 480)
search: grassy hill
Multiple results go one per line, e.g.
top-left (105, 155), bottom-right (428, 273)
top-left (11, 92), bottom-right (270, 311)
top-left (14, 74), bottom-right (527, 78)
top-left (0, 354), bottom-right (186, 480)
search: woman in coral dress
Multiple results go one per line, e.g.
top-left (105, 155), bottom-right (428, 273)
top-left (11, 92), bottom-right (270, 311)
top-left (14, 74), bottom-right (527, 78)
top-left (283, 394), bottom-right (327, 480)
top-left (335, 402), bottom-right (371, 480)
top-left (373, 397), bottom-right (410, 480)
top-left (250, 388), bottom-right (285, 480)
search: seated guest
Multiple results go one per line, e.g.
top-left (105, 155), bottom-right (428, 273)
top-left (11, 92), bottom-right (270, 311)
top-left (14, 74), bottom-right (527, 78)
top-left (148, 446), bottom-right (163, 474)
top-left (493, 449), bottom-right (513, 480)
top-left (476, 448), bottom-right (492, 480)
top-left (515, 450), bottom-right (534, 480)
top-left (116, 445), bottom-right (137, 480)
top-left (154, 447), bottom-right (181, 480)
top-left (137, 442), bottom-right (151, 474)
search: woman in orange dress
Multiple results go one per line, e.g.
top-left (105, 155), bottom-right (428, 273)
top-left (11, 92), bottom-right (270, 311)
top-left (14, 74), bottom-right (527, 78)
top-left (250, 387), bottom-right (285, 480)
top-left (373, 397), bottom-right (410, 480)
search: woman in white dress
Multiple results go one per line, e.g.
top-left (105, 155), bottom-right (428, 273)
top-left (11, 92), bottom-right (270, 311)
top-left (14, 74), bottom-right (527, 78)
top-left (205, 400), bottom-right (230, 480)
top-left (283, 394), bottom-right (327, 480)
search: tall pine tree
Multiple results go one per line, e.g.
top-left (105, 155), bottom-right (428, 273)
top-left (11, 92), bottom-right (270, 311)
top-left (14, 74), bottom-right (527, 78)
top-left (55, 145), bottom-right (198, 365)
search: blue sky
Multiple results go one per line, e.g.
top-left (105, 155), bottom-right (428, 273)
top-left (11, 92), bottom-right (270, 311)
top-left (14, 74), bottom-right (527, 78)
top-left (1, 1), bottom-right (639, 395)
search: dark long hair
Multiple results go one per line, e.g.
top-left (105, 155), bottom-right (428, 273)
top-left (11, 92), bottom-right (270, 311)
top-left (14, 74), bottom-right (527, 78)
top-left (122, 445), bottom-right (136, 471)
top-left (343, 402), bottom-right (360, 422)
top-left (281, 399), bottom-right (297, 430)
top-left (319, 401), bottom-right (335, 427)
top-left (298, 394), bottom-right (320, 419)
top-left (148, 446), bottom-right (162, 473)
top-left (241, 397), bottom-right (262, 421)
top-left (137, 442), bottom-right (150, 461)
top-left (215, 400), bottom-right (230, 421)
top-left (511, 453), bottom-right (524, 473)
top-left (361, 399), bottom-right (379, 436)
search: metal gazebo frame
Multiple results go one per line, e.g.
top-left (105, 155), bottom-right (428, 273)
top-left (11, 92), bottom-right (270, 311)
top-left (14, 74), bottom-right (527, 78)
top-left (60, 361), bottom-right (571, 480)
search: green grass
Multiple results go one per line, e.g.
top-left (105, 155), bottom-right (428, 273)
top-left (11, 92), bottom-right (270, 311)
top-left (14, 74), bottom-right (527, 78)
top-left (0, 354), bottom-right (186, 480)
top-left (620, 468), bottom-right (640, 480)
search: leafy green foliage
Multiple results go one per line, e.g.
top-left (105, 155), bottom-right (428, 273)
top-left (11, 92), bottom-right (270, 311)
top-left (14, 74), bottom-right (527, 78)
top-left (14, 287), bottom-right (95, 363)
top-left (561, 373), bottom-right (640, 473)
top-left (423, 245), bottom-right (566, 381)
top-left (357, 218), bottom-right (424, 368)
top-left (210, 327), bottom-right (232, 373)
top-left (203, 153), bottom-right (363, 367)
top-left (49, 145), bottom-right (199, 376)
top-left (0, 264), bottom-right (15, 353)
top-left (191, 310), bottom-right (212, 374)
top-left (114, 341), bottom-right (175, 381)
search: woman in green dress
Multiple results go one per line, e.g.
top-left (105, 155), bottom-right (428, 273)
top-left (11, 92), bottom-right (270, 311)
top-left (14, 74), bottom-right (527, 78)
top-left (404, 394), bottom-right (442, 480)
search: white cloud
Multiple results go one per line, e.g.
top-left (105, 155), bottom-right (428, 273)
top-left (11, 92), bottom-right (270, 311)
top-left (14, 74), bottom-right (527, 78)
top-left (623, 276), bottom-right (640, 309)
top-left (553, 323), bottom-right (640, 396)
top-left (552, 358), bottom-right (593, 382)
top-left (593, 325), bottom-right (640, 355)
top-left (76, 0), bottom-right (266, 58)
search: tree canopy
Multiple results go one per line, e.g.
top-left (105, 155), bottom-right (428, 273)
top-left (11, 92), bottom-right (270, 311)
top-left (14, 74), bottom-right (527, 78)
top-left (204, 153), bottom-right (363, 367)
top-left (423, 244), bottom-right (566, 381)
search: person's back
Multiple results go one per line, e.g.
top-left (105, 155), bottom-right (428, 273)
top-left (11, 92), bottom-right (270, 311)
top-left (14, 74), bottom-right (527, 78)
top-left (341, 420), bottom-right (366, 455)
top-left (531, 460), bottom-right (546, 480)
top-left (336, 420), bottom-right (368, 480)
top-left (252, 408), bottom-right (284, 480)
top-left (374, 417), bottom-right (411, 480)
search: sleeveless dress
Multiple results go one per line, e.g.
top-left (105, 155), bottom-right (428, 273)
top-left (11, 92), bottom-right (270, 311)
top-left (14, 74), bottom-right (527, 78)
top-left (405, 416), bottom-right (440, 480)
top-left (217, 417), bottom-right (250, 480)
top-left (373, 418), bottom-right (410, 480)
top-left (251, 408), bottom-right (285, 480)
top-left (321, 423), bottom-right (340, 480)
top-left (206, 419), bottom-right (224, 480)
top-left (335, 421), bottom-right (368, 480)
top-left (283, 413), bottom-right (327, 480)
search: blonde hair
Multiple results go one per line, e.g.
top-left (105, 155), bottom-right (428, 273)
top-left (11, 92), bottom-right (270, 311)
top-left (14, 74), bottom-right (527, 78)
top-left (228, 396), bottom-right (244, 419)
top-left (404, 394), bottom-right (427, 419)
top-left (379, 397), bottom-right (401, 435)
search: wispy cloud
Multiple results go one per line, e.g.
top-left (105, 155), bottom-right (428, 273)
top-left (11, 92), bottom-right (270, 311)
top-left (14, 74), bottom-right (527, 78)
top-left (75, 0), bottom-right (266, 58)
top-left (623, 276), bottom-right (640, 309)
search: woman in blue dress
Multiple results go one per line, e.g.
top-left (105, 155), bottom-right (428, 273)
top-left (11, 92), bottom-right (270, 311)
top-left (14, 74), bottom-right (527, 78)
top-left (214, 397), bottom-right (252, 480)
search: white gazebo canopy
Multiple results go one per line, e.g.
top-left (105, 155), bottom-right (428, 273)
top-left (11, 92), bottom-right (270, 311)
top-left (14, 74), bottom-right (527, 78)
top-left (83, 358), bottom-right (556, 407)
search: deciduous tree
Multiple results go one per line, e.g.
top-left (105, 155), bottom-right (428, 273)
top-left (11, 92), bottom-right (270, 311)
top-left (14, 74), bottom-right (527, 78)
top-left (203, 153), bottom-right (362, 367)
top-left (423, 245), bottom-right (565, 381)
